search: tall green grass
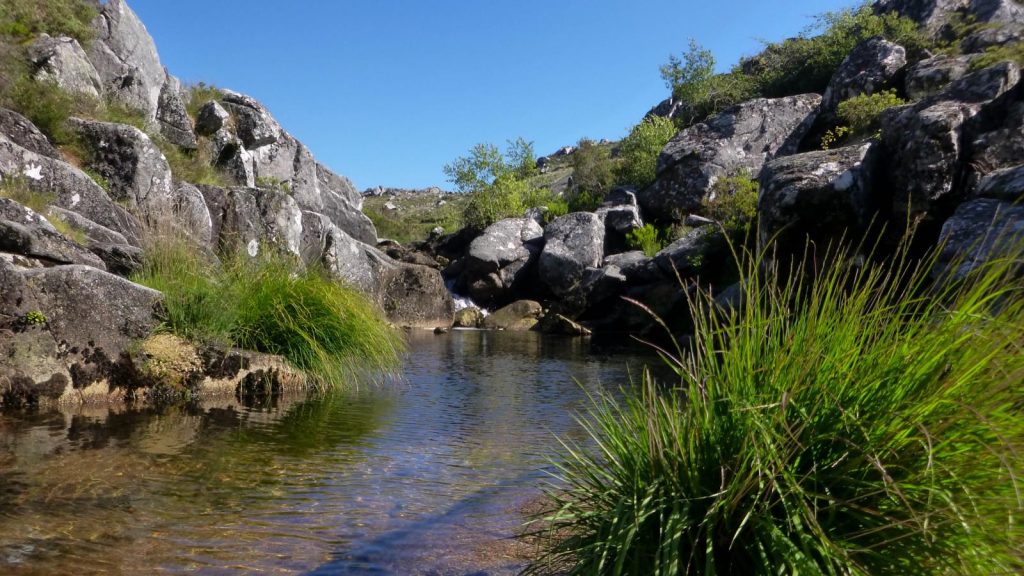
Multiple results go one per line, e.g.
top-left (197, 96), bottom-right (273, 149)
top-left (132, 238), bottom-right (404, 388)
top-left (530, 237), bottom-right (1024, 575)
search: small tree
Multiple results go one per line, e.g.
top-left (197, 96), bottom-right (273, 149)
top-left (570, 138), bottom-right (615, 210)
top-left (617, 116), bottom-right (676, 189)
top-left (660, 39), bottom-right (715, 106)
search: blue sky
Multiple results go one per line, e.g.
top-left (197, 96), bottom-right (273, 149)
top-left (130, 0), bottom-right (857, 190)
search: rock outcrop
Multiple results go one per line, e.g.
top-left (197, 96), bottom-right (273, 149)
top-left (28, 34), bottom-right (103, 99)
top-left (640, 94), bottom-right (821, 217)
top-left (538, 212), bottom-right (606, 297)
top-left (455, 217), bottom-right (544, 307)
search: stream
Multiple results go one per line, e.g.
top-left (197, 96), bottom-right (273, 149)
top-left (0, 330), bottom-right (650, 575)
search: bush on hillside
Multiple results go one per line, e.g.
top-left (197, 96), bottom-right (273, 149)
top-left (616, 116), bottom-right (676, 189)
top-left (569, 138), bottom-right (615, 210)
top-left (0, 0), bottom-right (99, 45)
top-left (837, 89), bottom-right (906, 133)
top-left (752, 7), bottom-right (927, 98)
top-left (703, 172), bottom-right (758, 235)
top-left (530, 238), bottom-right (1024, 574)
top-left (625, 223), bottom-right (667, 257)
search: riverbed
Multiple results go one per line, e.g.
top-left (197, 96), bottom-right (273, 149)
top-left (0, 330), bottom-right (650, 575)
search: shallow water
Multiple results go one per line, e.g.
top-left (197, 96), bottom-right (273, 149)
top-left (0, 330), bottom-right (649, 575)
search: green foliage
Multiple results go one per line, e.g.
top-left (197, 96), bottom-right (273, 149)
top-left (0, 175), bottom-right (54, 212)
top-left (254, 175), bottom-right (292, 194)
top-left (703, 172), bottom-right (759, 234)
top-left (444, 138), bottom-right (536, 194)
top-left (132, 238), bottom-right (404, 387)
top-left (3, 77), bottom-right (78, 144)
top-left (837, 89), bottom-right (906, 133)
top-left (185, 82), bottom-right (224, 120)
top-left (447, 138), bottom-right (548, 230)
top-left (970, 41), bottom-right (1024, 70)
top-left (462, 172), bottom-right (528, 230)
top-left (530, 238), bottom-right (1024, 575)
top-left (24, 310), bottom-right (47, 326)
top-left (820, 125), bottom-right (852, 150)
top-left (616, 116), bottom-right (676, 189)
top-left (661, 39), bottom-right (715, 105)
top-left (362, 193), bottom-right (466, 244)
top-left (156, 139), bottom-right (228, 187)
top-left (0, 0), bottom-right (98, 45)
top-left (522, 186), bottom-right (569, 223)
top-left (625, 224), bottom-right (668, 257)
top-left (747, 6), bottom-right (928, 98)
top-left (569, 138), bottom-right (615, 209)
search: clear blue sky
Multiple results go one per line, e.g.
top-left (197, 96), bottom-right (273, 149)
top-left (129, 0), bottom-right (857, 191)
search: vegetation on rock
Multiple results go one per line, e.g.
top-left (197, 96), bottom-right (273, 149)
top-left (531, 238), bottom-right (1024, 574)
top-left (132, 238), bottom-right (404, 388)
top-left (0, 0), bottom-right (98, 45)
top-left (616, 116), bottom-right (677, 190)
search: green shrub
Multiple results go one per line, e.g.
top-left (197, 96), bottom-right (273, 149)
top-left (820, 125), bottom-right (852, 150)
top-left (661, 40), bottom-right (760, 127)
top-left (837, 89), bottom-right (906, 134)
top-left (24, 310), bottom-right (47, 326)
top-left (444, 138), bottom-right (536, 194)
top-left (570, 138), bottom-right (615, 207)
top-left (703, 172), bottom-right (759, 234)
top-left (617, 116), bottom-right (676, 189)
top-left (522, 186), bottom-right (569, 223)
top-left (4, 77), bottom-right (79, 144)
top-left (970, 41), bottom-right (1024, 70)
top-left (153, 139), bottom-right (228, 187)
top-left (625, 223), bottom-right (667, 257)
top-left (0, 0), bottom-right (99, 45)
top-left (132, 239), bottom-right (404, 387)
top-left (749, 6), bottom-right (928, 98)
top-left (530, 238), bottom-right (1024, 575)
top-left (462, 172), bottom-right (528, 231)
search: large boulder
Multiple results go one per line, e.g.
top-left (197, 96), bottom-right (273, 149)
top-left (641, 94), bottom-right (820, 217)
top-left (317, 163), bottom-right (377, 244)
top-left (200, 186), bottom-right (302, 258)
top-left (964, 84), bottom-right (1024, 188)
top-left (962, 22), bottom-right (1024, 53)
top-left (821, 37), bottom-right (907, 120)
top-left (975, 164), bottom-right (1024, 201)
top-left (157, 73), bottom-right (198, 150)
top-left (378, 264), bottom-right (455, 329)
top-left (482, 300), bottom-right (544, 331)
top-left (875, 0), bottom-right (1024, 34)
top-left (220, 91), bottom-right (282, 148)
top-left (759, 143), bottom-right (879, 254)
top-left (18, 264), bottom-right (161, 394)
top-left (69, 118), bottom-right (174, 216)
top-left (538, 212), bottom-right (605, 297)
top-left (935, 198), bottom-right (1024, 279)
top-left (880, 62), bottom-right (1019, 229)
top-left (27, 34), bottom-right (103, 99)
top-left (0, 214), bottom-right (106, 270)
top-left (0, 133), bottom-right (142, 245)
top-left (195, 101), bottom-right (230, 136)
top-left (0, 261), bottom-right (71, 407)
top-left (905, 54), bottom-right (981, 100)
top-left (458, 217), bottom-right (544, 307)
top-left (86, 0), bottom-right (166, 123)
top-left (0, 108), bottom-right (59, 159)
top-left (653, 226), bottom-right (727, 279)
top-left (171, 181), bottom-right (214, 246)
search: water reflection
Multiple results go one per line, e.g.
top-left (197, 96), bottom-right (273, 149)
top-left (0, 330), bottom-right (650, 574)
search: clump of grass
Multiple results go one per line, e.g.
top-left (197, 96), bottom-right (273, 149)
top-left (530, 236), bottom-right (1024, 575)
top-left (185, 82), bottom-right (224, 120)
top-left (157, 138), bottom-right (227, 186)
top-left (48, 212), bottom-right (87, 244)
top-left (0, 0), bottom-right (99, 45)
top-left (132, 238), bottom-right (404, 387)
top-left (704, 172), bottom-right (758, 235)
top-left (0, 174), bottom-right (55, 212)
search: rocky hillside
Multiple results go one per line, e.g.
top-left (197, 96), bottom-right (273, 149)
top-left (0, 0), bottom-right (452, 407)
top-left (431, 0), bottom-right (1023, 337)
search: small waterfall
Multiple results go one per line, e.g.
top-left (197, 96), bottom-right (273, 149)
top-left (445, 280), bottom-right (489, 315)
